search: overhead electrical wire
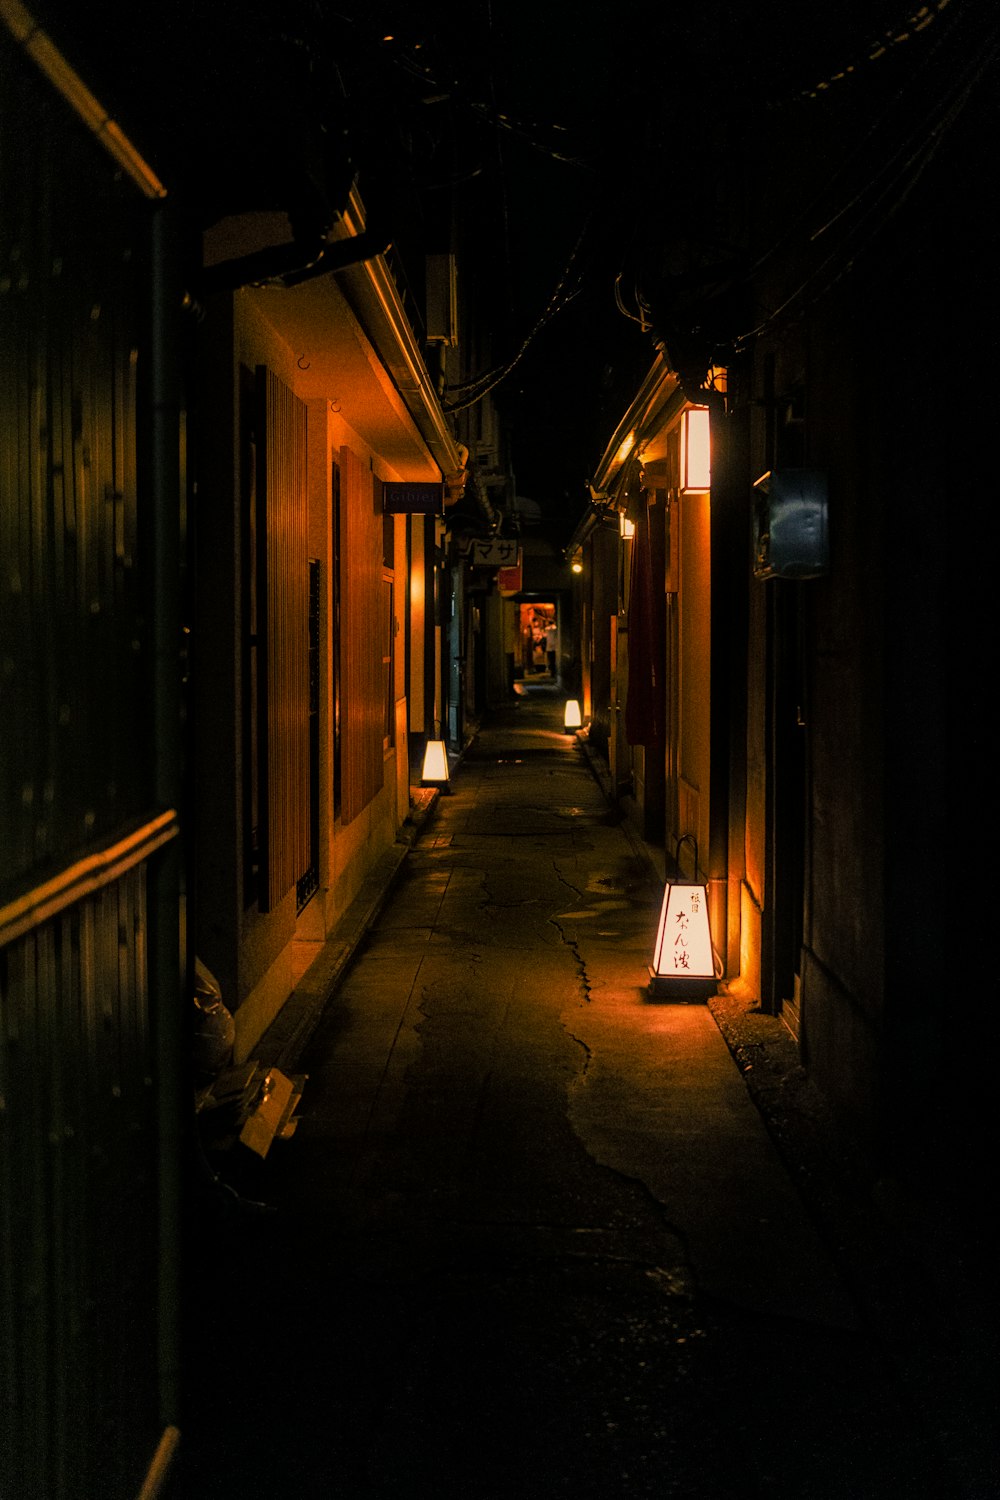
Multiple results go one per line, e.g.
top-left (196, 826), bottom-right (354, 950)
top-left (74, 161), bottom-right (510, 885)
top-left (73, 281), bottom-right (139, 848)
top-left (742, 0), bottom-right (969, 284)
top-left (786, 0), bottom-right (960, 105)
top-left (322, 7), bottom-right (591, 169)
top-left (732, 17), bottom-right (999, 350)
top-left (443, 214), bottom-right (594, 413)
top-left (318, 2), bottom-right (992, 386)
top-left (620, 0), bottom-right (997, 357)
top-left (485, 0), bottom-right (514, 326)
top-left (307, 6), bottom-right (602, 415)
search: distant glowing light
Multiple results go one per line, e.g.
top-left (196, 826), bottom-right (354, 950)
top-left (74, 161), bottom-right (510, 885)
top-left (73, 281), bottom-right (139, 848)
top-left (571, 559), bottom-right (583, 574)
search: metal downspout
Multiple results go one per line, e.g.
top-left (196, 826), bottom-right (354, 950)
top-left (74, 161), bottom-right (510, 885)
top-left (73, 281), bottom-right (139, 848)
top-left (199, 222), bottom-right (392, 295)
top-left (148, 200), bottom-right (184, 1445)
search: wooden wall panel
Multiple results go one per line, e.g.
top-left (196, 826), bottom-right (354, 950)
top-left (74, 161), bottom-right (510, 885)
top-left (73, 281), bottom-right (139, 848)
top-left (257, 369), bottom-right (310, 909)
top-left (0, 37), bottom-right (149, 903)
top-left (1, 865), bottom-right (159, 1499)
top-left (340, 446), bottom-right (385, 825)
top-left (0, 32), bottom-right (179, 1499)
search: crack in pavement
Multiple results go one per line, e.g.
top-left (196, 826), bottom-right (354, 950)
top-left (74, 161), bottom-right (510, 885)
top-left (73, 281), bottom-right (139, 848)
top-left (549, 858), bottom-right (593, 1001)
top-left (565, 1029), bottom-right (593, 1076)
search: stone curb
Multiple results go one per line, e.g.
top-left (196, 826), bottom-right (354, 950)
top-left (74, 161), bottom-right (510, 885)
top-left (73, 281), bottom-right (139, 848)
top-left (253, 787), bottom-right (441, 1075)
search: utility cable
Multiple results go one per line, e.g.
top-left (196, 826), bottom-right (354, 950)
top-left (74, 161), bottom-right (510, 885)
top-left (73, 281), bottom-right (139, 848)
top-left (743, 0), bottom-right (985, 284)
top-left (443, 213), bottom-right (594, 411)
top-left (733, 28), bottom-right (998, 349)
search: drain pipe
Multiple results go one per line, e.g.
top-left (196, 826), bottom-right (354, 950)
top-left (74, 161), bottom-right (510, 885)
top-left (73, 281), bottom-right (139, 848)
top-left (199, 215), bottom-right (391, 295)
top-left (2, 0), bottom-right (167, 198)
top-left (148, 197), bottom-right (185, 1441)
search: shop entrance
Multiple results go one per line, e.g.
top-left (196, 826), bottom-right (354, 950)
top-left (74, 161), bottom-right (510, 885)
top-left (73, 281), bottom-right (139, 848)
top-left (516, 601), bottom-right (558, 680)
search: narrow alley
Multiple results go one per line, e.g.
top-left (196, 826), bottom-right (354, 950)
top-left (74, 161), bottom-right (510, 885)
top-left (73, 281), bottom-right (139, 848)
top-left (170, 688), bottom-right (989, 1500)
top-left (5, 11), bottom-right (998, 1497)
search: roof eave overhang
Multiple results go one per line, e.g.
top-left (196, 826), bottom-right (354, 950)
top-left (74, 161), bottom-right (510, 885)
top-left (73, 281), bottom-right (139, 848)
top-left (219, 187), bottom-right (462, 484)
top-left (565, 349), bottom-right (684, 554)
top-left (590, 350), bottom-right (682, 499)
top-left (332, 186), bottom-right (463, 480)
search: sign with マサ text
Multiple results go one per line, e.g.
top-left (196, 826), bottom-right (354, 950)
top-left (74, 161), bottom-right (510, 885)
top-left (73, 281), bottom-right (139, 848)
top-left (469, 538), bottom-right (521, 568)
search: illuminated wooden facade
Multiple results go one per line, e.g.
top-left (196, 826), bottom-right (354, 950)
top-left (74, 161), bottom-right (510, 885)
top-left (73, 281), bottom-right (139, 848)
top-left (574, 11), bottom-right (996, 1200)
top-left (2, 13), bottom-right (464, 1480)
top-left (193, 191), bottom-right (461, 1062)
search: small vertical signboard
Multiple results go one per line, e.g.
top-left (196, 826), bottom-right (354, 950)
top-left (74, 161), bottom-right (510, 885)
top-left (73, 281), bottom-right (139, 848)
top-left (498, 559), bottom-right (522, 595)
top-left (383, 483), bottom-right (444, 515)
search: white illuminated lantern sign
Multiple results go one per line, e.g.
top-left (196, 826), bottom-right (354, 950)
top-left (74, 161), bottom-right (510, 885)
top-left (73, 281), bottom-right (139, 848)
top-left (421, 738), bottom-right (450, 787)
top-left (564, 699), bottom-right (582, 729)
top-left (649, 880), bottom-right (716, 997)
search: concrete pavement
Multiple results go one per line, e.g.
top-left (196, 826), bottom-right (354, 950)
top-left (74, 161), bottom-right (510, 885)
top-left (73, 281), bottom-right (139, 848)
top-left (171, 685), bottom-right (993, 1500)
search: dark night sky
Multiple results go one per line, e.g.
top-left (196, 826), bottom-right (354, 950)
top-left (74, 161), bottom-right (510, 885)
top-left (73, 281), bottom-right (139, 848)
top-left (35, 0), bottom-right (978, 540)
top-left (347, 0), bottom-right (937, 535)
top-left (360, 1), bottom-right (679, 528)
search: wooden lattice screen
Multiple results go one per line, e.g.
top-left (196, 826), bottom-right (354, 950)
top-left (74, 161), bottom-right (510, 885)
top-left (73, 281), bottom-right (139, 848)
top-left (256, 367), bottom-right (310, 910)
top-left (339, 445), bottom-right (385, 824)
top-left (1, 23), bottom-right (178, 1496)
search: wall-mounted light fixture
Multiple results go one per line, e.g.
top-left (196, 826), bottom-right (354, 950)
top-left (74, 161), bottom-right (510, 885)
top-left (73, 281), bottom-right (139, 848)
top-left (680, 407), bottom-right (711, 494)
top-left (564, 699), bottom-right (582, 730)
top-left (619, 512), bottom-right (635, 540)
top-left (570, 557), bottom-right (583, 574)
top-left (649, 837), bottom-right (716, 999)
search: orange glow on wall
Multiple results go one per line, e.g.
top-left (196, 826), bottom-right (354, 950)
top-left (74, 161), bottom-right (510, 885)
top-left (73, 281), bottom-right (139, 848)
top-left (615, 431), bottom-right (636, 468)
top-left (680, 407), bottom-right (711, 493)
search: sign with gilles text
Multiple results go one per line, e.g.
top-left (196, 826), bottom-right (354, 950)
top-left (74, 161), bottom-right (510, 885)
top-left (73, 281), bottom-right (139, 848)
top-left (383, 482), bottom-right (444, 515)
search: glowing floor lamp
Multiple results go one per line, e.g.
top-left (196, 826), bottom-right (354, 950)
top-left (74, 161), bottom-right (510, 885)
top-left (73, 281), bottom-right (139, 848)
top-left (649, 836), bottom-right (717, 999)
top-left (421, 725), bottom-right (450, 790)
top-left (564, 699), bottom-right (582, 730)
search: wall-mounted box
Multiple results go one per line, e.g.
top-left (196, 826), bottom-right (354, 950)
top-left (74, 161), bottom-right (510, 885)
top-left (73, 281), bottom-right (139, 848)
top-left (425, 253), bottom-right (458, 345)
top-left (753, 469), bottom-right (829, 580)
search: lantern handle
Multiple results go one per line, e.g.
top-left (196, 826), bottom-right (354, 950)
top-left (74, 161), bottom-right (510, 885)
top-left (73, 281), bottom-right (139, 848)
top-left (672, 834), bottom-right (724, 980)
top-left (673, 833), bottom-right (699, 879)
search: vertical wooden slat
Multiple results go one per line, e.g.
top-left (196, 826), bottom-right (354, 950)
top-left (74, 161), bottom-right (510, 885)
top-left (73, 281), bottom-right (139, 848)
top-left (26, 930), bottom-right (51, 1497)
top-left (1, 46), bottom-right (150, 897)
top-left (257, 367), bottom-right (309, 909)
top-left (1, 866), bottom-right (158, 1498)
top-left (1, 35), bottom-right (166, 1497)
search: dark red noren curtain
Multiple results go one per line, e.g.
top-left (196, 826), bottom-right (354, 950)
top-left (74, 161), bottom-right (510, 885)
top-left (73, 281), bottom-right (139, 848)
top-left (625, 491), bottom-right (665, 747)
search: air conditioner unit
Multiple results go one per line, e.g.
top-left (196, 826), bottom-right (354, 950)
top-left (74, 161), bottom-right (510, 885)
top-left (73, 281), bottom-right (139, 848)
top-left (753, 469), bottom-right (829, 580)
top-left (425, 253), bottom-right (458, 345)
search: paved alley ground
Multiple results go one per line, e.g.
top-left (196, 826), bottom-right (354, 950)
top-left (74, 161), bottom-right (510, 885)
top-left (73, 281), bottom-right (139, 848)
top-left (170, 689), bottom-right (996, 1500)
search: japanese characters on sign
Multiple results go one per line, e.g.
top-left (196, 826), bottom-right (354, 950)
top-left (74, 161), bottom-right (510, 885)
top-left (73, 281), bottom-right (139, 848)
top-left (469, 538), bottom-right (521, 568)
top-left (652, 883), bottom-right (714, 979)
